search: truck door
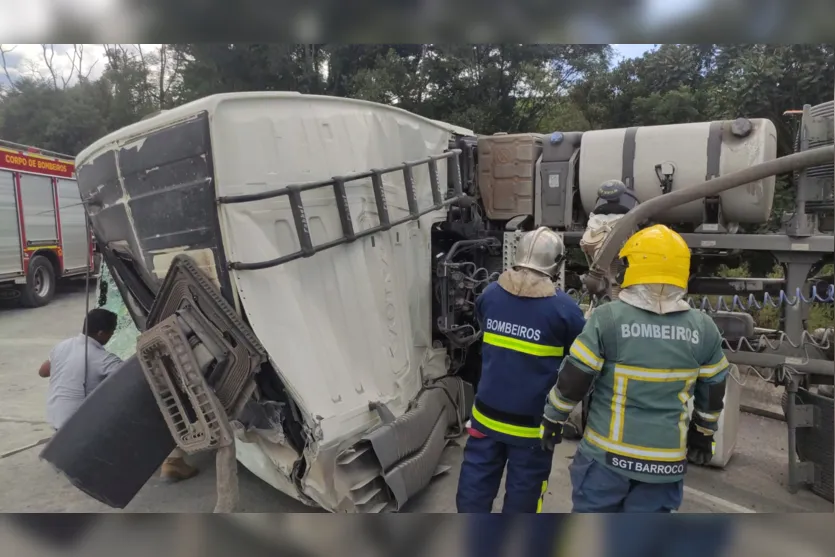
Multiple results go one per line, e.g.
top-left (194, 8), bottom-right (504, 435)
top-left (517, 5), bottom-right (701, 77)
top-left (56, 178), bottom-right (89, 273)
top-left (0, 170), bottom-right (23, 276)
top-left (19, 173), bottom-right (58, 248)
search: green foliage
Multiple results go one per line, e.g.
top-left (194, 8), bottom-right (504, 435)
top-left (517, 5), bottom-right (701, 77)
top-left (1, 43), bottom-right (830, 158)
top-left (334, 44), bottom-right (612, 133)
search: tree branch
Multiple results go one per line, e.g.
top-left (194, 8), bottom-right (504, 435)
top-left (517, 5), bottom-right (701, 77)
top-left (163, 46), bottom-right (185, 99)
top-left (135, 44), bottom-right (147, 71)
top-left (158, 44), bottom-right (167, 107)
top-left (41, 44), bottom-right (58, 89)
top-left (62, 45), bottom-right (79, 88)
top-left (0, 44), bottom-right (16, 89)
top-left (82, 58), bottom-right (99, 80)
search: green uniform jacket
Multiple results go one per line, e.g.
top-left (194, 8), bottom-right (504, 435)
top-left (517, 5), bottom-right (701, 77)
top-left (544, 300), bottom-right (729, 483)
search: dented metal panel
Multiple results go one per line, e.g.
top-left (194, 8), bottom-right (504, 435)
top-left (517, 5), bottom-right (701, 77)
top-left (211, 94), bottom-right (454, 443)
top-left (76, 111), bottom-right (234, 318)
top-left (72, 93), bottom-right (475, 512)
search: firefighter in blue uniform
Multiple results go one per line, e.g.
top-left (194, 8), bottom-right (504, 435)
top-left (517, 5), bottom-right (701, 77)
top-left (456, 227), bottom-right (586, 513)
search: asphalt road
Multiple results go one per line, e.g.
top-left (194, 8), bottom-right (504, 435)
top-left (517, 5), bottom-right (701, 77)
top-left (0, 285), bottom-right (832, 515)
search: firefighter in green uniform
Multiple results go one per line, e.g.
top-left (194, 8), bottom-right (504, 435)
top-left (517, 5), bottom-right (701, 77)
top-left (540, 224), bottom-right (729, 512)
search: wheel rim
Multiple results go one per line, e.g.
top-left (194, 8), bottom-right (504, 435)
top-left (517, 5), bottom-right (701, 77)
top-left (34, 266), bottom-right (51, 297)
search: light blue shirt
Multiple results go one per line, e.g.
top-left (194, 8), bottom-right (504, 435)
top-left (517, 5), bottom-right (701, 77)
top-left (46, 334), bottom-right (123, 430)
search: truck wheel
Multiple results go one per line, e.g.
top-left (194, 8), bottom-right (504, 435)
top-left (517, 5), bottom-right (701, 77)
top-left (19, 255), bottom-right (56, 308)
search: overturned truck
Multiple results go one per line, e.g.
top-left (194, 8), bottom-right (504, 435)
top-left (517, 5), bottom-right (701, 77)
top-left (41, 92), bottom-right (834, 511)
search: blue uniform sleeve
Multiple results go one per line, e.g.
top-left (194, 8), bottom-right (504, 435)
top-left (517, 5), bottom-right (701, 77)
top-left (692, 314), bottom-right (730, 434)
top-left (561, 296), bottom-right (587, 350)
top-left (474, 288), bottom-right (487, 329)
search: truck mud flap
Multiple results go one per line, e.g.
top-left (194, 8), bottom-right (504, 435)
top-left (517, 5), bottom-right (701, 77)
top-left (39, 355), bottom-right (176, 509)
top-left (361, 376), bottom-right (473, 510)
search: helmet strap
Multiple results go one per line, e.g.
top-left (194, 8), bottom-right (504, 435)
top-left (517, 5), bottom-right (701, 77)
top-left (614, 257), bottom-right (629, 286)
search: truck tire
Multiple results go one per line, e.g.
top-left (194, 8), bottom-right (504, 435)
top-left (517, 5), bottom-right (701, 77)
top-left (18, 255), bottom-right (56, 308)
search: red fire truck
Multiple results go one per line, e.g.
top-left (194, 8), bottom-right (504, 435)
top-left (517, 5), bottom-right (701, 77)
top-left (0, 140), bottom-right (96, 308)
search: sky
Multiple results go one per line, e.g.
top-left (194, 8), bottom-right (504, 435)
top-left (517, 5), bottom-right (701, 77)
top-left (1, 43), bottom-right (118, 86)
top-left (0, 44), bottom-right (657, 90)
top-left (613, 44), bottom-right (657, 61)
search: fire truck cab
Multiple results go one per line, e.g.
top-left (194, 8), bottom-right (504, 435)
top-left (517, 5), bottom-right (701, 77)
top-left (0, 140), bottom-right (95, 307)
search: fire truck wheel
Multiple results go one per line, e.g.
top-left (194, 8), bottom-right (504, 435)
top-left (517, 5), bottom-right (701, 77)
top-left (19, 255), bottom-right (56, 308)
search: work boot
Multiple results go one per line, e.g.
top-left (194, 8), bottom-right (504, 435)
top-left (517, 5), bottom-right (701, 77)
top-left (160, 457), bottom-right (199, 483)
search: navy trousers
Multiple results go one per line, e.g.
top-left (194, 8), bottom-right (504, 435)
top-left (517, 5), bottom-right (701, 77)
top-left (465, 514), bottom-right (570, 557)
top-left (456, 434), bottom-right (554, 513)
top-left (603, 515), bottom-right (734, 557)
top-left (568, 447), bottom-right (684, 513)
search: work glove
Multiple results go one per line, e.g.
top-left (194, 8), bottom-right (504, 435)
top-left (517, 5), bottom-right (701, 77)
top-left (686, 421), bottom-right (715, 466)
top-left (539, 418), bottom-right (563, 452)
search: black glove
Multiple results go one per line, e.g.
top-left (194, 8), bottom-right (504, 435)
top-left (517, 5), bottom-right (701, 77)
top-left (540, 418), bottom-right (563, 452)
top-left (686, 421), bottom-right (715, 466)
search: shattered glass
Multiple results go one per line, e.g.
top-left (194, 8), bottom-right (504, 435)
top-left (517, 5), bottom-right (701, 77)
top-left (96, 263), bottom-right (140, 360)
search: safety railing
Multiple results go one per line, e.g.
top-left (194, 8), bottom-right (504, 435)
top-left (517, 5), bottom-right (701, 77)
top-left (218, 150), bottom-right (464, 271)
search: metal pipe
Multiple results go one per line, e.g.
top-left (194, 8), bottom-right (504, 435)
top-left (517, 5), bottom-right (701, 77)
top-left (795, 105), bottom-right (811, 217)
top-left (687, 277), bottom-right (786, 296)
top-left (725, 351), bottom-right (834, 376)
top-left (786, 377), bottom-right (800, 494)
top-left (583, 145), bottom-right (835, 295)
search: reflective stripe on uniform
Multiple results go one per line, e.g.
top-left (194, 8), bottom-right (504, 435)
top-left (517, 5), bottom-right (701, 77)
top-left (696, 410), bottom-right (721, 422)
top-left (536, 480), bottom-right (548, 513)
top-left (585, 427), bottom-right (687, 462)
top-left (613, 364), bottom-right (700, 382)
top-left (471, 405), bottom-right (541, 439)
top-left (569, 339), bottom-right (603, 371)
top-left (694, 424), bottom-right (715, 436)
top-left (482, 332), bottom-right (564, 357)
top-left (700, 356), bottom-right (729, 378)
top-left (609, 364), bottom-right (699, 444)
top-left (548, 388), bottom-right (575, 412)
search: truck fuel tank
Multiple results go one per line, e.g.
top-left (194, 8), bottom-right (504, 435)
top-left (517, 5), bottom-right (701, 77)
top-left (578, 119), bottom-right (778, 225)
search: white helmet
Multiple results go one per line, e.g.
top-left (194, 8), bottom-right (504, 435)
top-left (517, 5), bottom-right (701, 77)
top-left (513, 227), bottom-right (565, 277)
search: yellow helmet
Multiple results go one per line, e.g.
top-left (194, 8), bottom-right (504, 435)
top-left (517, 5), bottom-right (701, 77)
top-left (616, 225), bottom-right (691, 290)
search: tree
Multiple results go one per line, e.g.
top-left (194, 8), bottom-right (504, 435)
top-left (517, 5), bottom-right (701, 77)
top-left (99, 45), bottom-right (158, 129)
top-left (171, 43), bottom-right (327, 102)
top-left (0, 77), bottom-right (107, 155)
top-left (0, 44), bottom-right (169, 154)
top-left (338, 44), bottom-right (611, 133)
top-left (571, 44), bottom-right (722, 129)
top-left (712, 44), bottom-right (834, 155)
top-left (0, 42), bottom-right (831, 169)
